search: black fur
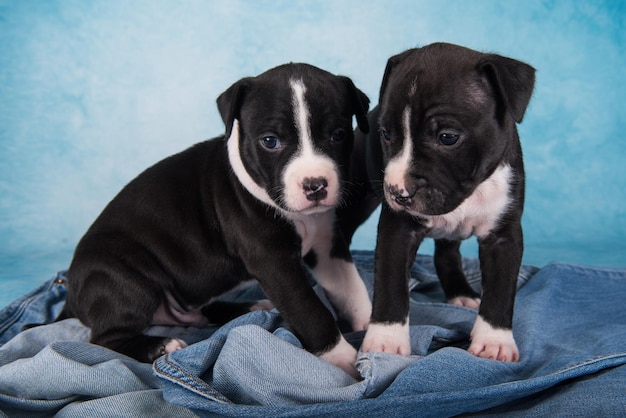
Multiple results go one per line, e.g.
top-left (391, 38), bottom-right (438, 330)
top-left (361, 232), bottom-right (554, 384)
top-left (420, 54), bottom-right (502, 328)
top-left (59, 63), bottom-right (370, 363)
top-left (351, 43), bottom-right (535, 355)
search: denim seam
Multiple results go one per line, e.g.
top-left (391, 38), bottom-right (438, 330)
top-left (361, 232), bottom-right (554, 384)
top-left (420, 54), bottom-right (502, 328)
top-left (154, 355), bottom-right (232, 404)
top-left (555, 352), bottom-right (626, 375)
top-left (0, 278), bottom-right (58, 336)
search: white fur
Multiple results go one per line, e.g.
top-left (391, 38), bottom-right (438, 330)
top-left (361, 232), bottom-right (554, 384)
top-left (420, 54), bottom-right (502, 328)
top-left (153, 280), bottom-right (257, 326)
top-left (319, 335), bottom-right (359, 378)
top-left (285, 210), bottom-right (328, 255)
top-left (468, 315), bottom-right (519, 362)
top-left (380, 102), bottom-right (513, 241)
top-left (249, 299), bottom-right (274, 311)
top-left (383, 107), bottom-right (414, 198)
top-left (412, 164), bottom-right (513, 240)
top-left (313, 257), bottom-right (371, 332)
top-left (362, 320), bottom-right (411, 356)
top-left (450, 295), bottom-right (481, 309)
top-left (227, 119), bottom-right (279, 211)
top-left (282, 79), bottom-right (340, 213)
top-left (425, 164), bottom-right (512, 239)
top-left (163, 338), bottom-right (188, 354)
top-left (291, 79), bottom-right (314, 152)
top-left (227, 80), bottom-right (340, 215)
top-left (301, 210), bottom-right (371, 331)
top-left (286, 209), bottom-right (371, 330)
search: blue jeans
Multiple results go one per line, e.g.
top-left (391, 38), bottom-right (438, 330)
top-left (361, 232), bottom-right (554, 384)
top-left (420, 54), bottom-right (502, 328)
top-left (1, 252), bottom-right (625, 417)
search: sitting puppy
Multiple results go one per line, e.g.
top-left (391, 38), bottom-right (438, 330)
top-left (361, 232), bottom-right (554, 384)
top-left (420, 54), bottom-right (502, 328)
top-left (354, 43), bottom-right (535, 362)
top-left (59, 63), bottom-right (372, 377)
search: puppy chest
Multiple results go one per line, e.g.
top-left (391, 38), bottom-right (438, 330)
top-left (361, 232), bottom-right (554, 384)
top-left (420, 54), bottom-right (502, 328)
top-left (287, 210), bottom-right (335, 256)
top-left (424, 164), bottom-right (513, 240)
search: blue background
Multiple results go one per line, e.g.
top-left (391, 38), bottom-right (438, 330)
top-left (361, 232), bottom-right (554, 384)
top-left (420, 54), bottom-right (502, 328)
top-left (1, 0), bottom-right (625, 307)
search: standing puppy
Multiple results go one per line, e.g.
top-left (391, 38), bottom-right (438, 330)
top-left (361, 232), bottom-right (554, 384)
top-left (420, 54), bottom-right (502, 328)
top-left (359, 43), bottom-right (535, 361)
top-left (60, 63), bottom-right (372, 377)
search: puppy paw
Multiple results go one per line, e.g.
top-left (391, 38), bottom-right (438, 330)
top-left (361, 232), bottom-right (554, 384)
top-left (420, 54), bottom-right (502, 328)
top-left (319, 336), bottom-right (359, 379)
top-left (468, 316), bottom-right (519, 362)
top-left (148, 337), bottom-right (189, 362)
top-left (450, 296), bottom-right (481, 310)
top-left (361, 322), bottom-right (411, 356)
top-left (164, 338), bottom-right (188, 354)
top-left (249, 299), bottom-right (274, 311)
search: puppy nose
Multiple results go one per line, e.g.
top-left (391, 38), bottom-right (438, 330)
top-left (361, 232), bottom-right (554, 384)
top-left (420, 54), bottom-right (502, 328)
top-left (303, 177), bottom-right (328, 201)
top-left (394, 194), bottom-right (412, 206)
top-left (388, 185), bottom-right (414, 206)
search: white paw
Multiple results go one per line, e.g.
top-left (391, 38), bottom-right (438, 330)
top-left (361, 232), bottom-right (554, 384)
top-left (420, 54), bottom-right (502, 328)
top-left (450, 296), bottom-right (481, 310)
top-left (163, 338), bottom-right (188, 354)
top-left (319, 335), bottom-right (359, 378)
top-left (468, 315), bottom-right (519, 362)
top-left (361, 322), bottom-right (411, 356)
top-left (250, 299), bottom-right (274, 311)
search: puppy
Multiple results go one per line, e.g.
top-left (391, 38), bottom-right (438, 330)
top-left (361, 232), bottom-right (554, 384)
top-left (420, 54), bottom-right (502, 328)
top-left (355, 43), bottom-right (535, 361)
top-left (59, 63), bottom-right (372, 377)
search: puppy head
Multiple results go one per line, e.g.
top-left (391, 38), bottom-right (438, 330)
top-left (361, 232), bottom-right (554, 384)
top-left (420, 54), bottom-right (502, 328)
top-left (217, 63), bottom-right (369, 215)
top-left (377, 42), bottom-right (535, 216)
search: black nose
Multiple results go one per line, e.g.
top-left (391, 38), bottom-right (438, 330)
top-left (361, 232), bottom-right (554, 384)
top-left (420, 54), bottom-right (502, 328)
top-left (388, 185), bottom-right (415, 206)
top-left (303, 177), bottom-right (328, 201)
top-left (394, 195), bottom-right (412, 206)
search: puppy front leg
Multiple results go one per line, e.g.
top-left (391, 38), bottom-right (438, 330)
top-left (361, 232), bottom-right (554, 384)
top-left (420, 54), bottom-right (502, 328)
top-left (251, 257), bottom-right (359, 377)
top-left (308, 223), bottom-right (371, 332)
top-left (311, 257), bottom-right (371, 332)
top-left (470, 224), bottom-right (523, 362)
top-left (362, 204), bottom-right (423, 356)
top-left (434, 239), bottom-right (481, 309)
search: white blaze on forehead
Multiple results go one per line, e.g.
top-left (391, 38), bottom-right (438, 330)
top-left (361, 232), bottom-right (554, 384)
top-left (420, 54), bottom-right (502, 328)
top-left (290, 79), bottom-right (315, 158)
top-left (384, 106), bottom-right (413, 197)
top-left (227, 80), bottom-right (340, 216)
top-left (282, 78), bottom-right (339, 212)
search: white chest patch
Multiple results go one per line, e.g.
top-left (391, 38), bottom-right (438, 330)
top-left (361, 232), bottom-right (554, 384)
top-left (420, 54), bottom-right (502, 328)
top-left (420, 164), bottom-right (513, 240)
top-left (285, 209), bottom-right (334, 256)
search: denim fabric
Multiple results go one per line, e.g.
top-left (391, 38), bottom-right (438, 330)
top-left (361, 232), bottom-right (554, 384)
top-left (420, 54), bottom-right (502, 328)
top-left (154, 255), bottom-right (626, 417)
top-left (0, 271), bottom-right (67, 346)
top-left (1, 252), bottom-right (625, 417)
top-left (0, 319), bottom-right (199, 417)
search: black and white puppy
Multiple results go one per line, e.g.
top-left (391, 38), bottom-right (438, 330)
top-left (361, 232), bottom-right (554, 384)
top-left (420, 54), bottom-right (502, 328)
top-left (356, 43), bottom-right (535, 362)
top-left (59, 63), bottom-right (372, 376)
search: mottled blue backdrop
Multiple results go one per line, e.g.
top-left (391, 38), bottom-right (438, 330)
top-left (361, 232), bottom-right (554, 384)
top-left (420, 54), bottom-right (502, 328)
top-left (1, 0), bottom-right (625, 306)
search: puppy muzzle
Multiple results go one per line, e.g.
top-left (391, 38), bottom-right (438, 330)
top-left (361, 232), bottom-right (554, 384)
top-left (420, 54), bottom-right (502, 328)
top-left (303, 177), bottom-right (329, 202)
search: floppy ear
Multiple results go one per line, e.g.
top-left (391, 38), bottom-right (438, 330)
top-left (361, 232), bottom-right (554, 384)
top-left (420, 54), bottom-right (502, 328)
top-left (339, 76), bottom-right (370, 134)
top-left (478, 55), bottom-right (536, 123)
top-left (216, 78), bottom-right (252, 139)
top-left (378, 49), bottom-right (415, 104)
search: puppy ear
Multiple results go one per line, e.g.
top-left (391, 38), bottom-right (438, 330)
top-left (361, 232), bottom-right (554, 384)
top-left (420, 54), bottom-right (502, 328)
top-left (339, 76), bottom-right (370, 134)
top-left (379, 49), bottom-right (415, 104)
top-left (216, 78), bottom-right (251, 139)
top-left (478, 55), bottom-right (536, 123)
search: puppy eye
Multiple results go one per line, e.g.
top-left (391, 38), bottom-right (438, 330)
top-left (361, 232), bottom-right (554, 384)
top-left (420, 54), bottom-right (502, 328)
top-left (260, 136), bottom-right (282, 150)
top-left (379, 128), bottom-right (392, 142)
top-left (330, 128), bottom-right (346, 142)
top-left (438, 132), bottom-right (460, 146)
